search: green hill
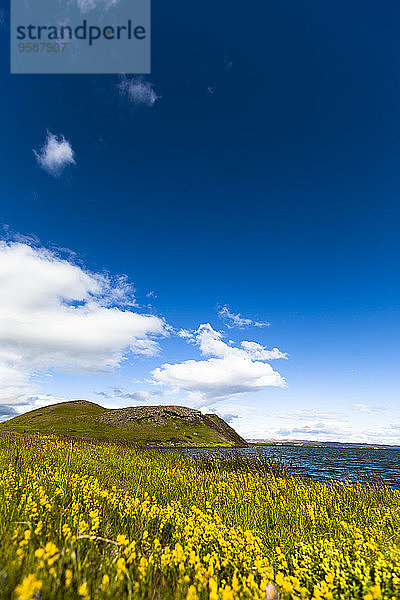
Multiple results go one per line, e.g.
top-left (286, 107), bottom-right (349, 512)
top-left (0, 400), bottom-right (247, 447)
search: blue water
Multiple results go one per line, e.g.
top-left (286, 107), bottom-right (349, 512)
top-left (174, 445), bottom-right (400, 489)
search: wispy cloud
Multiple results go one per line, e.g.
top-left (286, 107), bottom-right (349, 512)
top-left (118, 77), bottom-right (160, 107)
top-left (34, 132), bottom-right (76, 177)
top-left (352, 403), bottom-right (386, 414)
top-left (95, 387), bottom-right (165, 406)
top-left (277, 424), bottom-right (335, 437)
top-left (0, 7), bottom-right (8, 32)
top-left (240, 341), bottom-right (287, 361)
top-left (287, 408), bottom-right (344, 421)
top-left (75, 0), bottom-right (121, 14)
top-left (197, 402), bottom-right (400, 445)
top-left (218, 305), bottom-right (270, 329)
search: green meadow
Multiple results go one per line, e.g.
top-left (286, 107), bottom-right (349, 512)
top-left (0, 432), bottom-right (399, 599)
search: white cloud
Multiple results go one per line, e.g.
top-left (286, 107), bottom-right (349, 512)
top-left (352, 403), bottom-right (385, 414)
top-left (34, 132), bottom-right (76, 177)
top-left (177, 329), bottom-right (193, 339)
top-left (0, 241), bottom-right (168, 414)
top-left (0, 394), bottom-right (64, 423)
top-left (276, 423), bottom-right (335, 437)
top-left (240, 341), bottom-right (287, 361)
top-left (96, 387), bottom-right (166, 407)
top-left (196, 402), bottom-right (400, 445)
top-left (0, 355), bottom-right (31, 406)
top-left (152, 323), bottom-right (286, 404)
top-left (218, 305), bottom-right (270, 329)
top-left (286, 408), bottom-right (344, 421)
top-left (0, 394), bottom-right (70, 421)
top-left (118, 77), bottom-right (160, 107)
top-left (75, 0), bottom-right (120, 14)
top-left (75, 0), bottom-right (96, 12)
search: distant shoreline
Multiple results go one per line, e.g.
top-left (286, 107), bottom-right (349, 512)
top-left (247, 439), bottom-right (400, 450)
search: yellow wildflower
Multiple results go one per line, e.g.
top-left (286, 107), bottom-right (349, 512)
top-left (65, 569), bottom-right (73, 588)
top-left (117, 534), bottom-right (129, 546)
top-left (186, 585), bottom-right (199, 600)
top-left (34, 521), bottom-right (43, 536)
top-left (117, 557), bottom-right (126, 575)
top-left (222, 586), bottom-right (234, 600)
top-left (14, 574), bottom-right (42, 600)
top-left (370, 585), bottom-right (382, 599)
top-left (78, 582), bottom-right (90, 600)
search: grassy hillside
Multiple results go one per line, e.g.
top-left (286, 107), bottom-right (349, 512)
top-left (0, 400), bottom-right (247, 446)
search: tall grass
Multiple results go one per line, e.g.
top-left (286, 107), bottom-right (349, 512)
top-left (0, 432), bottom-right (399, 599)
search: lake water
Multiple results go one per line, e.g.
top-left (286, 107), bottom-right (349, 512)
top-left (174, 444), bottom-right (400, 489)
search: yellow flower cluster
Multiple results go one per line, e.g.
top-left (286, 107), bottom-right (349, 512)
top-left (0, 433), bottom-right (399, 599)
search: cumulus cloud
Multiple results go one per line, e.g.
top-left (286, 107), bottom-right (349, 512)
top-left (152, 323), bottom-right (286, 404)
top-left (218, 305), bottom-right (270, 329)
top-left (118, 77), bottom-right (160, 107)
top-left (0, 241), bottom-right (168, 414)
top-left (34, 132), bottom-right (76, 177)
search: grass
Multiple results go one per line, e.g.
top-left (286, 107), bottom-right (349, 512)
top-left (0, 401), bottom-right (234, 447)
top-left (1, 432), bottom-right (400, 599)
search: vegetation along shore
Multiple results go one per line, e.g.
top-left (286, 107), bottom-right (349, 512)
top-left (0, 432), bottom-right (399, 600)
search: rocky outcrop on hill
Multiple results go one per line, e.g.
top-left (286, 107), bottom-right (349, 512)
top-left (96, 405), bottom-right (248, 447)
top-left (200, 413), bottom-right (248, 447)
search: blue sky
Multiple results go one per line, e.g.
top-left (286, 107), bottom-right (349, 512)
top-left (1, 0), bottom-right (400, 442)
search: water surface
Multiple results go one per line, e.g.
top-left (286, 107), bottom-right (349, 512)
top-left (173, 444), bottom-right (400, 489)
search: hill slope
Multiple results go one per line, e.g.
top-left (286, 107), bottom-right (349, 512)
top-left (0, 400), bottom-right (247, 447)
